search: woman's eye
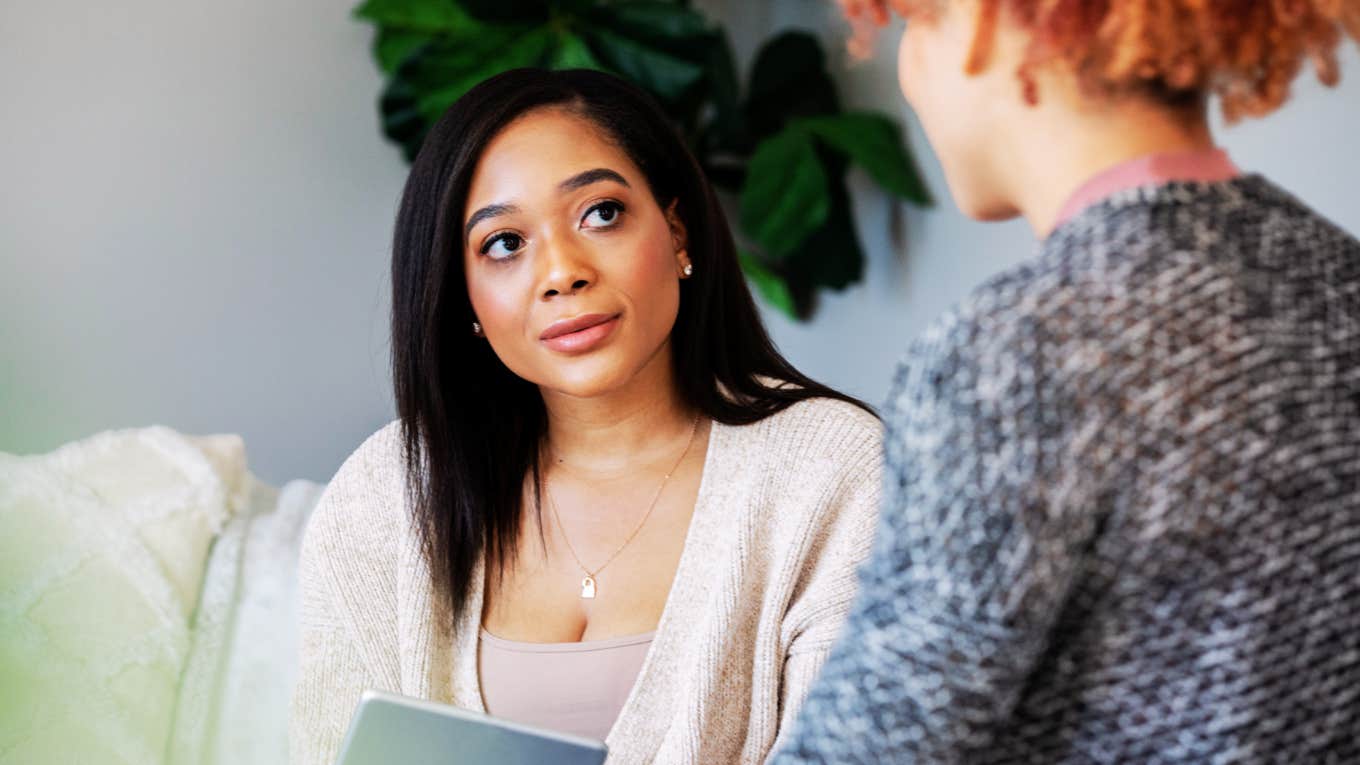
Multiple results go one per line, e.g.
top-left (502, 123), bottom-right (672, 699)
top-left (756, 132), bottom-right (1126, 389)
top-left (582, 201), bottom-right (624, 229)
top-left (481, 232), bottom-right (524, 259)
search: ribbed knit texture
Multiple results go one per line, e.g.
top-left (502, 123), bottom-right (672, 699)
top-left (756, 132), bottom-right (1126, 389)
top-left (289, 397), bottom-right (882, 765)
top-left (774, 175), bottom-right (1360, 763)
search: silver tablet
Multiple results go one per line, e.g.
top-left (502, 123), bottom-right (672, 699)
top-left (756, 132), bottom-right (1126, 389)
top-left (337, 690), bottom-right (609, 765)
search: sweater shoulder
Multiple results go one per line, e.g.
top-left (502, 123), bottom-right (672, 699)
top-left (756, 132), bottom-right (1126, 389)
top-left (298, 420), bottom-right (408, 587)
top-left (755, 396), bottom-right (882, 465)
top-left (716, 396), bottom-right (883, 532)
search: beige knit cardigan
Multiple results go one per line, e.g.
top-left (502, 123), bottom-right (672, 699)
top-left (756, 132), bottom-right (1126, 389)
top-left (289, 397), bottom-right (882, 765)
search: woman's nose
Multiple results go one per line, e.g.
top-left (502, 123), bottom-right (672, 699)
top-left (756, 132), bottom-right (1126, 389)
top-left (538, 236), bottom-right (596, 299)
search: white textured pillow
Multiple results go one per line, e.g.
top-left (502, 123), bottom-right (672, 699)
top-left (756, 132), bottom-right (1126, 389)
top-left (0, 427), bottom-right (250, 765)
top-left (168, 478), bottom-right (323, 765)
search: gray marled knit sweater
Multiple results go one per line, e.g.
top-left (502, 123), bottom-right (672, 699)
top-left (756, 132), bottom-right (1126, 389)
top-left (774, 176), bottom-right (1360, 763)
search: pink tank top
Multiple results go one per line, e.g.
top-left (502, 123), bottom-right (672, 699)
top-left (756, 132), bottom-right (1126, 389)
top-left (477, 629), bottom-right (654, 742)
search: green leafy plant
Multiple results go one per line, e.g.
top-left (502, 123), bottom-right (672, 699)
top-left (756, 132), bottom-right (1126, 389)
top-left (355, 0), bottom-right (932, 319)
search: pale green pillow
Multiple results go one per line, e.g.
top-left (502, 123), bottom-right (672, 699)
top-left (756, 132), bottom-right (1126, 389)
top-left (0, 427), bottom-right (249, 765)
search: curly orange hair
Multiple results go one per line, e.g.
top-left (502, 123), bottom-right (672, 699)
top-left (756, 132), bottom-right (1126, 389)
top-left (884, 0), bottom-right (1360, 120)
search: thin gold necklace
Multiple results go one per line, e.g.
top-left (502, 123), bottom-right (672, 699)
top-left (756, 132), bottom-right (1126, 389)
top-left (545, 415), bottom-right (701, 599)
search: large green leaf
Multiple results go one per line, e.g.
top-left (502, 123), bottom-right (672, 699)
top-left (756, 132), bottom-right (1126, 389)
top-left (739, 127), bottom-right (830, 259)
top-left (799, 113), bottom-right (933, 205)
top-left (354, 0), bottom-right (481, 32)
top-left (739, 251), bottom-right (796, 319)
top-left (401, 27), bottom-right (554, 122)
top-left (582, 27), bottom-right (705, 103)
top-left (457, 0), bottom-right (551, 24)
top-left (783, 171), bottom-right (865, 293)
top-left (379, 76), bottom-right (428, 161)
top-left (745, 31), bottom-right (839, 141)
top-left (590, 1), bottom-right (711, 45)
top-left (373, 28), bottom-right (435, 73)
top-left (550, 30), bottom-right (606, 71)
top-left (379, 25), bottom-right (553, 158)
top-left (698, 30), bottom-right (743, 154)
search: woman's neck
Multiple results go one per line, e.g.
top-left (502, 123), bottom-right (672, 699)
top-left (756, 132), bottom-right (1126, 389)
top-left (539, 346), bottom-right (696, 480)
top-left (1001, 95), bottom-right (1217, 238)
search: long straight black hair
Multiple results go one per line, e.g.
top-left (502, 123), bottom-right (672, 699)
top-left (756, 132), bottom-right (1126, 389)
top-left (391, 68), bottom-right (872, 623)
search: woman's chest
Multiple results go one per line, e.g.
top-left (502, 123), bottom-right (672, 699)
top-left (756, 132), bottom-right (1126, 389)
top-left (482, 467), bottom-right (704, 643)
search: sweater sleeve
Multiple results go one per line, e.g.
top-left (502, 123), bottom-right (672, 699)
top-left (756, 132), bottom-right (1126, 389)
top-left (288, 425), bottom-right (403, 765)
top-left (288, 515), bottom-right (378, 765)
top-left (768, 413), bottom-right (883, 756)
top-left (771, 307), bottom-right (1104, 763)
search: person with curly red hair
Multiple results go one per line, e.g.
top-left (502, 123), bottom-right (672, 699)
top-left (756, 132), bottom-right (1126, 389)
top-left (771, 1), bottom-right (1360, 761)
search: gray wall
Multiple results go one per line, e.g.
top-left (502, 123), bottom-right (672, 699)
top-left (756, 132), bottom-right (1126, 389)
top-left (4, 0), bottom-right (1358, 483)
top-left (2, 0), bottom-right (404, 483)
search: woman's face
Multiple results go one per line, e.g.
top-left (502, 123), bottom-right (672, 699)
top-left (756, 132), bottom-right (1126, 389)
top-left (462, 107), bottom-right (691, 399)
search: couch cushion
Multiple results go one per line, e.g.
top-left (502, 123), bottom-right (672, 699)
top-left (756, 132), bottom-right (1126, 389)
top-left (168, 478), bottom-right (323, 765)
top-left (0, 427), bottom-right (250, 764)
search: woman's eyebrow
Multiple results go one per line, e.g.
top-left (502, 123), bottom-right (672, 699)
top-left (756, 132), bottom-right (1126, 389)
top-left (464, 202), bottom-right (519, 241)
top-left (558, 168), bottom-right (630, 192)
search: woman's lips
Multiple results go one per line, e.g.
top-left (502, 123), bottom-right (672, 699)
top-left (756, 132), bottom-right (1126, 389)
top-left (539, 313), bottom-right (621, 353)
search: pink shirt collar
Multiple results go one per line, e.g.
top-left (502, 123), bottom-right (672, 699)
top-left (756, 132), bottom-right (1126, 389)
top-left (1053, 148), bottom-right (1241, 229)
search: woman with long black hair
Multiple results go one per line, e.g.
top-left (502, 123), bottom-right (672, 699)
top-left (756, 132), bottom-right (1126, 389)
top-left (289, 68), bottom-right (882, 765)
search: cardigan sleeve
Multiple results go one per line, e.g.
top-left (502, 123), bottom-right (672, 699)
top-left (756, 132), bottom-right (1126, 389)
top-left (288, 424), bottom-right (404, 765)
top-left (768, 412), bottom-right (883, 756)
top-left (288, 516), bottom-right (378, 765)
top-left (771, 307), bottom-right (1103, 763)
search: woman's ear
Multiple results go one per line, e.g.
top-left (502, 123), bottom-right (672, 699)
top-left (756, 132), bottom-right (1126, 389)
top-left (665, 199), bottom-right (692, 276)
top-left (665, 199), bottom-right (688, 254)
